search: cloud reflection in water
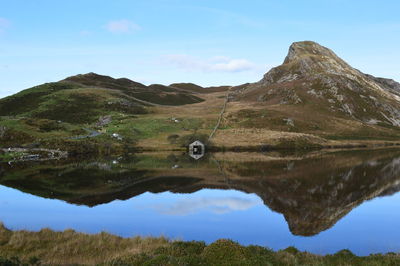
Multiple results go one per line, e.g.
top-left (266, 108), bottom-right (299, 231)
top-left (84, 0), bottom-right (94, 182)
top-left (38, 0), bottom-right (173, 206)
top-left (146, 196), bottom-right (262, 216)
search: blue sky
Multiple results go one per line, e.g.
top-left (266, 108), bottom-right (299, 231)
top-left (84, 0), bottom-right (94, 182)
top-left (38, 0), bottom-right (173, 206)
top-left (1, 0), bottom-right (400, 98)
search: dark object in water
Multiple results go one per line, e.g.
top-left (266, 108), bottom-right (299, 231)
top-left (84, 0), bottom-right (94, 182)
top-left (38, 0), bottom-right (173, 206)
top-left (188, 140), bottom-right (205, 160)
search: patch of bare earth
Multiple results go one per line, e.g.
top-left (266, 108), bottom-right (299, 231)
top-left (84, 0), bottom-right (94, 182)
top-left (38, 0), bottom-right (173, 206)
top-left (212, 128), bottom-right (326, 148)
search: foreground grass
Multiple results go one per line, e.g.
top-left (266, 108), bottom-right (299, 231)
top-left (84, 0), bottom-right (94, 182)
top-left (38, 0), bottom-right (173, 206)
top-left (1, 223), bottom-right (400, 265)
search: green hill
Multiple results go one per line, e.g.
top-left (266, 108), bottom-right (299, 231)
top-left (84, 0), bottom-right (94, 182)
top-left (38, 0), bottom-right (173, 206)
top-left (169, 82), bottom-right (230, 93)
top-left (0, 73), bottom-right (207, 154)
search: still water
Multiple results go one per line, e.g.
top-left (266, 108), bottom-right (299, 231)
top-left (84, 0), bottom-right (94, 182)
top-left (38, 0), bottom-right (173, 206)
top-left (1, 149), bottom-right (400, 255)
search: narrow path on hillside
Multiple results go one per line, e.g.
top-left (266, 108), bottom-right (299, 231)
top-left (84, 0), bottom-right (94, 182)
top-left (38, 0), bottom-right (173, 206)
top-left (98, 88), bottom-right (165, 107)
top-left (208, 87), bottom-right (233, 141)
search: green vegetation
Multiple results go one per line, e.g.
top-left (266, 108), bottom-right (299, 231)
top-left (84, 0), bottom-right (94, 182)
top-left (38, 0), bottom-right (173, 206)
top-left (0, 113), bottom-right (207, 155)
top-left (169, 82), bottom-right (230, 93)
top-left (0, 73), bottom-right (210, 154)
top-left (0, 224), bottom-right (399, 265)
top-left (103, 116), bottom-right (204, 142)
top-left (0, 151), bottom-right (25, 162)
top-left (117, 117), bottom-right (202, 139)
top-left (0, 117), bottom-right (127, 155)
top-left (0, 84), bottom-right (148, 124)
top-left (132, 91), bottom-right (203, 105)
top-left (176, 132), bottom-right (210, 147)
top-left (0, 82), bottom-right (79, 116)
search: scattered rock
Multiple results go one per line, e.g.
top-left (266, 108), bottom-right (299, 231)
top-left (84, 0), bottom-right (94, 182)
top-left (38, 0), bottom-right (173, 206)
top-left (365, 119), bottom-right (380, 125)
top-left (1, 148), bottom-right (68, 162)
top-left (0, 126), bottom-right (7, 138)
top-left (112, 133), bottom-right (123, 140)
top-left (283, 118), bottom-right (295, 127)
top-left (96, 115), bottom-right (112, 127)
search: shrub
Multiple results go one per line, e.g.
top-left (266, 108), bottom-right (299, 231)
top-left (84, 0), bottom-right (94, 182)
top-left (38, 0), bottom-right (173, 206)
top-left (167, 134), bottom-right (180, 144)
top-left (177, 133), bottom-right (209, 147)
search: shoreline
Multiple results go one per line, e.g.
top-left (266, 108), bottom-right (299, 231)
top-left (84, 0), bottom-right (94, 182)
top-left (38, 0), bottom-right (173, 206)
top-left (2, 140), bottom-right (400, 163)
top-left (138, 140), bottom-right (400, 152)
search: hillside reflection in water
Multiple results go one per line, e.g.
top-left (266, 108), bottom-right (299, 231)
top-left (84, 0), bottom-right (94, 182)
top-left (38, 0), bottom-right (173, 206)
top-left (1, 148), bottom-right (400, 255)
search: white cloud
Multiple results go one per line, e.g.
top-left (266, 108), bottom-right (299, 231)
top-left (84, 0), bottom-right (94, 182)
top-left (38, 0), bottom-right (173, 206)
top-left (163, 54), bottom-right (204, 71)
top-left (0, 18), bottom-right (11, 33)
top-left (162, 54), bottom-right (256, 73)
top-left (148, 196), bottom-right (260, 216)
top-left (212, 59), bottom-right (255, 72)
top-left (105, 19), bottom-right (141, 34)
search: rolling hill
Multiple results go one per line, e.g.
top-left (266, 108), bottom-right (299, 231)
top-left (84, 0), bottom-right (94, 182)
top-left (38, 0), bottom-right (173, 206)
top-left (0, 72), bottom-right (205, 123)
top-left (0, 73), bottom-right (209, 154)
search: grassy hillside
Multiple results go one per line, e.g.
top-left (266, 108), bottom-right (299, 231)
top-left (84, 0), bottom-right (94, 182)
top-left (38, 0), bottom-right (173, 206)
top-left (0, 73), bottom-right (209, 154)
top-left (222, 99), bottom-right (400, 142)
top-left (170, 82), bottom-right (230, 93)
top-left (1, 224), bottom-right (399, 265)
top-left (64, 73), bottom-right (205, 106)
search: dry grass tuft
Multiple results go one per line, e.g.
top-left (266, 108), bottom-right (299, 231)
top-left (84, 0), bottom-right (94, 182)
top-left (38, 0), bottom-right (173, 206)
top-left (1, 224), bottom-right (400, 265)
top-left (0, 224), bottom-right (169, 265)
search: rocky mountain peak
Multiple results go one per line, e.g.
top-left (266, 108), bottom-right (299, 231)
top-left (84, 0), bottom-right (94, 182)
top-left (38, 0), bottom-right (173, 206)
top-left (283, 41), bottom-right (338, 64)
top-left (232, 41), bottom-right (400, 128)
top-left (255, 41), bottom-right (360, 87)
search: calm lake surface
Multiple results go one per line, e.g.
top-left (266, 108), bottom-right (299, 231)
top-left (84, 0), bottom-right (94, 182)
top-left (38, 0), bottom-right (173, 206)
top-left (1, 148), bottom-right (400, 255)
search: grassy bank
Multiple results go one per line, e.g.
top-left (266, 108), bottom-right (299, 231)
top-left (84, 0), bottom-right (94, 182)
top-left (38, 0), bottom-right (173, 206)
top-left (1, 223), bottom-right (399, 265)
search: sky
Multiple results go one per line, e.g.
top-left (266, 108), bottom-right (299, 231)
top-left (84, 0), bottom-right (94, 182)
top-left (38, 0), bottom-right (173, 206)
top-left (1, 0), bottom-right (400, 98)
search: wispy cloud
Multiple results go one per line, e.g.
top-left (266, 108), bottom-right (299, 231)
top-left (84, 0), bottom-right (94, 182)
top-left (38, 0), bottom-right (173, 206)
top-left (0, 18), bottom-right (11, 33)
top-left (162, 54), bottom-right (256, 73)
top-left (147, 196), bottom-right (260, 216)
top-left (105, 19), bottom-right (141, 34)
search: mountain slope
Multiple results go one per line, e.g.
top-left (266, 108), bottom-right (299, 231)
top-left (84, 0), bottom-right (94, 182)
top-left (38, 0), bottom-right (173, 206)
top-left (169, 83), bottom-right (231, 94)
top-left (226, 41), bottom-right (400, 140)
top-left (0, 73), bottom-right (209, 124)
top-left (0, 73), bottom-right (209, 153)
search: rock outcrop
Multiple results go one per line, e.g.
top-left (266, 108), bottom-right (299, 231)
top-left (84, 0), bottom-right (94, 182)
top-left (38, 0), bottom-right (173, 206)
top-left (232, 41), bottom-right (400, 127)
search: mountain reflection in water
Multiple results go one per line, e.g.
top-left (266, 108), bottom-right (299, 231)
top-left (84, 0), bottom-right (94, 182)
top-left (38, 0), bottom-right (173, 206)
top-left (1, 148), bottom-right (400, 238)
top-left (0, 149), bottom-right (400, 244)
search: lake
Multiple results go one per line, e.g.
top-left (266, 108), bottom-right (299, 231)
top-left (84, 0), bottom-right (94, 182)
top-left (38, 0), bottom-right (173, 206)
top-left (1, 148), bottom-right (400, 256)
